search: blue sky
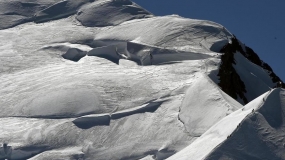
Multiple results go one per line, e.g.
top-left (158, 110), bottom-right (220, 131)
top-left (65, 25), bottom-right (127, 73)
top-left (133, 0), bottom-right (285, 81)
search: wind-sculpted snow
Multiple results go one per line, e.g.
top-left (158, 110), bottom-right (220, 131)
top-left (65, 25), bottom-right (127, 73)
top-left (76, 0), bottom-right (153, 27)
top-left (1, 0), bottom-right (284, 159)
top-left (0, 44), bottom-right (205, 159)
top-left (87, 41), bottom-right (211, 65)
top-left (0, 0), bottom-right (57, 29)
top-left (110, 100), bottom-right (166, 119)
top-left (94, 16), bottom-right (232, 53)
top-left (88, 45), bottom-right (123, 64)
top-left (0, 0), bottom-right (151, 29)
top-left (62, 48), bottom-right (87, 62)
top-left (34, 0), bottom-right (90, 23)
top-left (0, 0), bottom-right (90, 29)
top-left (73, 100), bottom-right (166, 129)
top-left (73, 114), bottom-right (111, 129)
top-left (0, 145), bottom-right (49, 160)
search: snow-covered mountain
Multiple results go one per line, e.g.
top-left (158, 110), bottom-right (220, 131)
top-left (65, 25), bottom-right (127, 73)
top-left (0, 0), bottom-right (284, 159)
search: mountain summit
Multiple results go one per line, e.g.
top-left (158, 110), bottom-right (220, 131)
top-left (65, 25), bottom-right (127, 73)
top-left (0, 0), bottom-right (284, 159)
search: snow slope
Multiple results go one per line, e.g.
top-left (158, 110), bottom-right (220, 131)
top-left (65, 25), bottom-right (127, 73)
top-left (234, 52), bottom-right (275, 102)
top-left (205, 88), bottom-right (285, 160)
top-left (179, 73), bottom-right (242, 137)
top-left (76, 0), bottom-right (153, 27)
top-left (0, 0), bottom-right (284, 159)
top-left (168, 88), bottom-right (285, 160)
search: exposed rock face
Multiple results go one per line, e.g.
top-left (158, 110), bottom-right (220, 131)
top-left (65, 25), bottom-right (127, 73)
top-left (218, 36), bottom-right (285, 104)
top-left (218, 37), bottom-right (248, 104)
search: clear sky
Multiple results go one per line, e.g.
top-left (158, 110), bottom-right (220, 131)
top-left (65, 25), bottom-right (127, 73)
top-left (133, 0), bottom-right (285, 81)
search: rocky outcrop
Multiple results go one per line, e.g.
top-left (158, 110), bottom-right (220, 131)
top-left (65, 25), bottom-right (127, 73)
top-left (218, 37), bottom-right (248, 104)
top-left (218, 36), bottom-right (285, 104)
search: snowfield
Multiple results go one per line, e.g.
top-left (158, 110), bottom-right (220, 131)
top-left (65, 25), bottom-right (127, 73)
top-left (0, 0), bottom-right (284, 159)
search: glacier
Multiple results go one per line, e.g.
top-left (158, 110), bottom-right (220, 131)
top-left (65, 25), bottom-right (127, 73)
top-left (0, 0), bottom-right (284, 159)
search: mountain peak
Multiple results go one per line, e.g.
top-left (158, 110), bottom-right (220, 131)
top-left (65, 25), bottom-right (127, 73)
top-left (0, 1), bottom-right (284, 159)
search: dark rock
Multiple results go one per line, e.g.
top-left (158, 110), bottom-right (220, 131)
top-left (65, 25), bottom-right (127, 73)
top-left (218, 36), bottom-right (285, 104)
top-left (218, 37), bottom-right (248, 104)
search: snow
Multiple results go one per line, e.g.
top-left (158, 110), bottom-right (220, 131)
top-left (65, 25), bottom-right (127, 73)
top-left (0, 0), bottom-right (58, 29)
top-left (88, 45), bottom-right (122, 64)
top-left (168, 90), bottom-right (273, 160)
top-left (110, 100), bottom-right (166, 119)
top-left (234, 52), bottom-right (274, 102)
top-left (94, 15), bottom-right (232, 53)
top-left (168, 88), bottom-right (285, 160)
top-left (0, 0), bottom-right (283, 159)
top-left (72, 99), bottom-right (166, 129)
top-left (62, 48), bottom-right (87, 62)
top-left (76, 0), bottom-right (153, 27)
top-left (179, 73), bottom-right (242, 136)
top-left (29, 147), bottom-right (84, 160)
top-left (73, 114), bottom-right (111, 129)
top-left (2, 87), bottom-right (102, 118)
top-left (86, 40), bottom-right (211, 66)
top-left (42, 42), bottom-right (93, 52)
top-left (204, 88), bottom-right (285, 160)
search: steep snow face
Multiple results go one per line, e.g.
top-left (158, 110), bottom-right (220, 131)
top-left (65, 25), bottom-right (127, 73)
top-left (169, 88), bottom-right (285, 160)
top-left (33, 0), bottom-right (91, 23)
top-left (0, 0), bottom-right (58, 29)
top-left (234, 52), bottom-right (273, 102)
top-left (0, 0), bottom-right (152, 29)
top-left (167, 90), bottom-right (272, 160)
top-left (76, 0), bottom-right (153, 27)
top-left (179, 73), bottom-right (242, 137)
top-left (205, 88), bottom-right (285, 160)
top-left (94, 15), bottom-right (232, 53)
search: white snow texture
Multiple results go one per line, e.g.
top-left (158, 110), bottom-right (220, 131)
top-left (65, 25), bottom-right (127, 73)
top-left (0, 0), bottom-right (284, 160)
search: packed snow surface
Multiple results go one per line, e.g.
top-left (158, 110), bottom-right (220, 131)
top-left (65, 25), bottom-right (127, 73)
top-left (0, 0), bottom-right (282, 159)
